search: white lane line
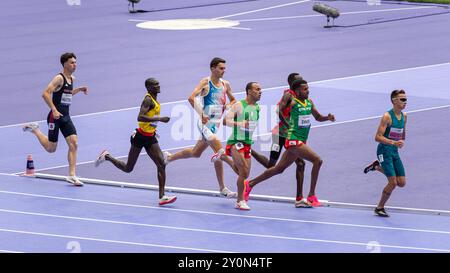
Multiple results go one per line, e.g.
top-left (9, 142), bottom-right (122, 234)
top-left (2, 61), bottom-right (450, 130)
top-left (225, 26), bottom-right (252, 30)
top-left (1, 190), bottom-right (449, 235)
top-left (212, 0), bottom-right (310, 20)
top-left (13, 103), bottom-right (450, 175)
top-left (0, 208), bottom-right (449, 252)
top-left (0, 227), bottom-right (231, 253)
top-left (239, 6), bottom-right (436, 22)
top-left (0, 249), bottom-right (24, 253)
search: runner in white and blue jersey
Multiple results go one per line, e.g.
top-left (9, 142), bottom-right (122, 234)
top-left (164, 57), bottom-right (238, 197)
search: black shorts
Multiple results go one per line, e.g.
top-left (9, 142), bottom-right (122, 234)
top-left (269, 134), bottom-right (286, 162)
top-left (130, 129), bottom-right (158, 149)
top-left (47, 112), bottom-right (77, 143)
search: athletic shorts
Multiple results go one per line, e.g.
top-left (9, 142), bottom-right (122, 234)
top-left (130, 128), bottom-right (158, 149)
top-left (197, 119), bottom-right (219, 141)
top-left (47, 111), bottom-right (77, 143)
top-left (269, 134), bottom-right (286, 162)
top-left (377, 145), bottom-right (405, 177)
top-left (226, 142), bottom-right (252, 159)
top-left (284, 139), bottom-right (306, 149)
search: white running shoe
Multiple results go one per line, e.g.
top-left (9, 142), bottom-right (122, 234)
top-left (159, 195), bottom-right (177, 206)
top-left (295, 198), bottom-right (313, 208)
top-left (66, 176), bottom-right (84, 186)
top-left (211, 152), bottom-right (220, 163)
top-left (22, 122), bottom-right (39, 132)
top-left (220, 187), bottom-right (237, 198)
top-left (210, 149), bottom-right (225, 163)
top-left (235, 200), bottom-right (251, 211)
top-left (95, 150), bottom-right (109, 167)
top-left (163, 151), bottom-right (171, 165)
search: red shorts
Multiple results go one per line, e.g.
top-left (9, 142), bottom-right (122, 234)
top-left (226, 143), bottom-right (252, 159)
top-left (284, 139), bottom-right (306, 149)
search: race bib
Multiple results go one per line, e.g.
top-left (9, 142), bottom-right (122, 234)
top-left (205, 105), bottom-right (223, 119)
top-left (235, 142), bottom-right (244, 150)
top-left (240, 121), bottom-right (257, 132)
top-left (388, 127), bottom-right (403, 141)
top-left (271, 143), bottom-right (280, 152)
top-left (61, 92), bottom-right (72, 105)
top-left (298, 115), bottom-right (311, 128)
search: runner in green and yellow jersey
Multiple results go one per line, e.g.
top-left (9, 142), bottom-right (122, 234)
top-left (244, 79), bottom-right (335, 208)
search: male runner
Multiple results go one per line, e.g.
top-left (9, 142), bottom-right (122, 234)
top-left (365, 90), bottom-right (408, 217)
top-left (244, 79), bottom-right (335, 207)
top-left (95, 78), bottom-right (176, 205)
top-left (23, 52), bottom-right (88, 186)
top-left (164, 57), bottom-right (237, 197)
top-left (224, 82), bottom-right (262, 210)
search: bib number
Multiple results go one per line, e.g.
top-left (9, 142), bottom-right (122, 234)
top-left (388, 127), bottom-right (403, 141)
top-left (271, 143), bottom-right (280, 152)
top-left (235, 142), bottom-right (244, 150)
top-left (240, 121), bottom-right (257, 132)
top-left (298, 115), bottom-right (311, 128)
top-left (61, 92), bottom-right (72, 105)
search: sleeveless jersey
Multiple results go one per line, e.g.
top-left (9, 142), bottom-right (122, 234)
top-left (227, 99), bottom-right (260, 145)
top-left (287, 98), bottom-right (312, 142)
top-left (379, 109), bottom-right (405, 151)
top-left (202, 78), bottom-right (227, 124)
top-left (138, 94), bottom-right (160, 134)
top-left (273, 89), bottom-right (296, 137)
top-left (52, 73), bottom-right (73, 115)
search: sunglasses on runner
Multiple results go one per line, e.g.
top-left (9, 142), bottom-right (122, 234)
top-left (398, 98), bottom-right (407, 102)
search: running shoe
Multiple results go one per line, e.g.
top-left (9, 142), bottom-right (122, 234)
top-left (243, 180), bottom-right (252, 202)
top-left (220, 187), bottom-right (237, 198)
top-left (235, 200), bottom-right (251, 211)
top-left (307, 195), bottom-right (321, 207)
top-left (211, 152), bottom-right (221, 163)
top-left (22, 122), bottom-right (39, 132)
top-left (94, 150), bottom-right (109, 167)
top-left (163, 151), bottom-right (171, 165)
top-left (374, 207), bottom-right (389, 217)
top-left (295, 197), bottom-right (313, 208)
top-left (159, 195), bottom-right (177, 206)
top-left (66, 176), bottom-right (84, 186)
top-left (364, 160), bottom-right (380, 174)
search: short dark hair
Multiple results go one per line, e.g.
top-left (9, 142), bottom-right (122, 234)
top-left (245, 82), bottom-right (257, 95)
top-left (291, 79), bottom-right (308, 91)
top-left (391, 89), bottom-right (406, 101)
top-left (60, 52), bottom-right (76, 66)
top-left (145, 78), bottom-right (158, 91)
top-left (287, 73), bottom-right (302, 89)
top-left (210, 57), bottom-right (226, 68)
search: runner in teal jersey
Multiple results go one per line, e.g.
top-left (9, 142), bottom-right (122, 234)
top-left (368, 90), bottom-right (408, 217)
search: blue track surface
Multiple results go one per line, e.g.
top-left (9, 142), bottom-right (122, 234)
top-left (1, 0), bottom-right (450, 252)
top-left (1, 174), bottom-right (450, 253)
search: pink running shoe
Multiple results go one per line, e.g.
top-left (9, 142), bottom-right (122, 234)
top-left (244, 180), bottom-right (252, 202)
top-left (307, 195), bottom-right (322, 207)
top-left (159, 195), bottom-right (177, 206)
